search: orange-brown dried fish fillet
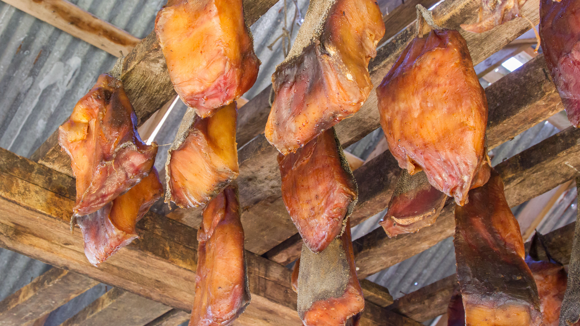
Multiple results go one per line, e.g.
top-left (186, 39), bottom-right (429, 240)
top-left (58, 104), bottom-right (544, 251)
top-left (78, 169), bottom-right (163, 266)
top-left (59, 74), bottom-right (157, 217)
top-left (155, 0), bottom-right (260, 118)
top-left (265, 0), bottom-right (385, 155)
top-left (190, 185), bottom-right (250, 325)
top-left (166, 103), bottom-right (238, 208)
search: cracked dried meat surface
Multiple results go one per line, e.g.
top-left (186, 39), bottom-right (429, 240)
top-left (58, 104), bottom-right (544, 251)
top-left (166, 103), bottom-right (238, 208)
top-left (540, 0), bottom-right (580, 127)
top-left (297, 220), bottom-right (364, 326)
top-left (460, 0), bottom-right (527, 33)
top-left (377, 29), bottom-right (487, 206)
top-left (190, 186), bottom-right (249, 326)
top-left (279, 128), bottom-right (357, 253)
top-left (265, 0), bottom-right (385, 155)
top-left (155, 0), bottom-right (259, 118)
top-left (454, 170), bottom-right (541, 325)
top-left (59, 74), bottom-right (157, 217)
top-left (78, 169), bottom-right (163, 266)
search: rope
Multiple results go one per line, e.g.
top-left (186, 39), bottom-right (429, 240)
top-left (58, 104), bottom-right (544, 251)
top-left (416, 5), bottom-right (441, 37)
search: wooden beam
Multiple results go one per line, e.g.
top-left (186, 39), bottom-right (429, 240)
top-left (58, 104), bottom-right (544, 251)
top-left (266, 53), bottom-right (562, 266)
top-left (61, 288), bottom-right (172, 326)
top-left (1, 0), bottom-right (139, 56)
top-left (187, 0), bottom-right (545, 257)
top-left (379, 0), bottom-right (441, 44)
top-left (145, 309), bottom-right (190, 326)
top-left (360, 279), bottom-right (394, 308)
top-left (387, 221), bottom-right (578, 322)
top-left (353, 126), bottom-right (580, 279)
top-left (0, 268), bottom-right (98, 325)
top-left (0, 147), bottom-right (417, 325)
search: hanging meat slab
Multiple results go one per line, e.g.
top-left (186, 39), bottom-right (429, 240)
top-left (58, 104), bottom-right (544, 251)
top-left (460, 0), bottom-right (527, 33)
top-left (166, 103), bottom-right (238, 208)
top-left (190, 185), bottom-right (250, 325)
top-left (77, 169), bottom-right (163, 266)
top-left (265, 0), bottom-right (385, 155)
top-left (59, 74), bottom-right (158, 217)
top-left (279, 128), bottom-right (358, 253)
top-left (297, 220), bottom-right (364, 326)
top-left (380, 170), bottom-right (447, 237)
top-left (526, 260), bottom-right (568, 326)
top-left (540, 0), bottom-right (580, 127)
top-left (155, 0), bottom-right (260, 118)
top-left (454, 170), bottom-right (541, 325)
top-left (447, 291), bottom-right (466, 326)
top-left (561, 178), bottom-right (580, 326)
top-left (377, 29), bottom-right (488, 206)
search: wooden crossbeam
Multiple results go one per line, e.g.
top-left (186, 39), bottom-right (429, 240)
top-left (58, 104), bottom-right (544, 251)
top-left (61, 288), bottom-right (172, 326)
top-left (354, 126), bottom-right (580, 279)
top-left (1, 0), bottom-right (140, 56)
top-left (0, 268), bottom-right (98, 325)
top-left (267, 52), bottom-right (562, 266)
top-left (145, 309), bottom-right (190, 326)
top-left (388, 222), bottom-right (577, 322)
top-left (0, 147), bottom-right (419, 325)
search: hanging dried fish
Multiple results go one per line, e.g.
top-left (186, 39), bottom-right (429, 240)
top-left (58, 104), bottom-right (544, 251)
top-left (297, 220), bottom-right (364, 326)
top-left (454, 169), bottom-right (541, 325)
top-left (155, 0), bottom-right (260, 118)
top-left (540, 0), bottom-right (580, 128)
top-left (279, 128), bottom-right (357, 253)
top-left (59, 74), bottom-right (158, 217)
top-left (190, 185), bottom-right (250, 325)
top-left (461, 0), bottom-right (527, 33)
top-left (166, 103), bottom-right (238, 208)
top-left (377, 8), bottom-right (488, 206)
top-left (78, 169), bottom-right (163, 266)
top-left (265, 0), bottom-right (385, 155)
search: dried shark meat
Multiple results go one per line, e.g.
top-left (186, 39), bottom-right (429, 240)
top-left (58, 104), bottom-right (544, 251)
top-left (279, 128), bottom-right (357, 253)
top-left (461, 0), bottom-right (527, 33)
top-left (454, 169), bottom-right (541, 325)
top-left (59, 74), bottom-right (157, 217)
top-left (166, 103), bottom-right (238, 208)
top-left (265, 0), bottom-right (385, 155)
top-left (297, 220), bottom-right (364, 326)
top-left (190, 185), bottom-right (250, 325)
top-left (377, 17), bottom-right (487, 206)
top-left (155, 0), bottom-right (260, 118)
top-left (540, 0), bottom-right (580, 127)
top-left (77, 169), bottom-right (163, 266)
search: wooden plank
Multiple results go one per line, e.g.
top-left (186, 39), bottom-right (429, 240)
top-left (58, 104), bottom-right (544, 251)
top-left (387, 221), bottom-right (578, 322)
top-left (61, 288), bottom-right (172, 326)
top-left (379, 0), bottom-right (441, 44)
top-left (354, 126), bottom-right (580, 279)
top-left (360, 279), bottom-right (394, 308)
top-left (0, 147), bottom-right (416, 325)
top-left (266, 53), bottom-right (562, 265)
top-left (145, 309), bottom-right (190, 326)
top-left (1, 0), bottom-right (139, 56)
top-left (0, 268), bottom-right (98, 325)
top-left (29, 0), bottom-right (280, 173)
top-left (196, 0), bottom-right (545, 257)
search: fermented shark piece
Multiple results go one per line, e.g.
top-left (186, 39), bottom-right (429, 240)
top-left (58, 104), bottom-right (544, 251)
top-left (279, 128), bottom-right (358, 253)
top-left (265, 0), bottom-right (385, 155)
top-left (561, 178), bottom-right (580, 326)
top-left (380, 171), bottom-right (447, 237)
top-left (540, 0), bottom-right (580, 127)
top-left (298, 220), bottom-right (364, 326)
top-left (377, 27), bottom-right (488, 206)
top-left (381, 159), bottom-right (490, 237)
top-left (526, 260), bottom-right (568, 326)
top-left (190, 185), bottom-right (250, 325)
top-left (166, 103), bottom-right (238, 208)
top-left (59, 74), bottom-right (158, 216)
top-left (155, 0), bottom-right (259, 118)
top-left (460, 0), bottom-right (527, 33)
top-left (77, 169), bottom-right (163, 266)
top-left (292, 258), bottom-right (300, 293)
top-left (454, 170), bottom-right (541, 325)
